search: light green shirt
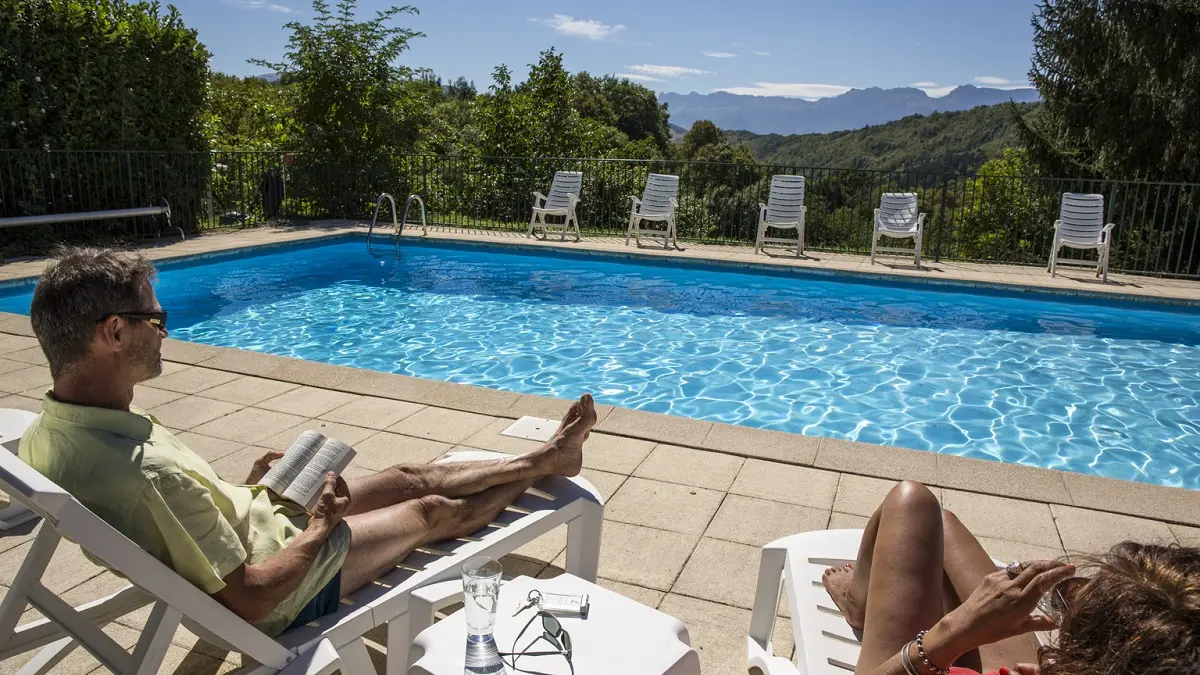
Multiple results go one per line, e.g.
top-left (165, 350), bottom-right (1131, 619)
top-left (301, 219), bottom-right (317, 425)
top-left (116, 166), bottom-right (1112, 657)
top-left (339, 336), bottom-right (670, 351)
top-left (19, 392), bottom-right (350, 636)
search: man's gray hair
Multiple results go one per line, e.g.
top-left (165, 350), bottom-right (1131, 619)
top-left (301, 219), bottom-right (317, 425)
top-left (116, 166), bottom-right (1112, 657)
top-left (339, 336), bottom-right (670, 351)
top-left (30, 247), bottom-right (158, 379)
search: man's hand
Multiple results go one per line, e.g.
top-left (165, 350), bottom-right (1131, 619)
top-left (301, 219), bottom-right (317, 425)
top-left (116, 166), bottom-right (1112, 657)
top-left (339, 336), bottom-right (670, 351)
top-left (308, 472), bottom-right (351, 534)
top-left (245, 450), bottom-right (285, 485)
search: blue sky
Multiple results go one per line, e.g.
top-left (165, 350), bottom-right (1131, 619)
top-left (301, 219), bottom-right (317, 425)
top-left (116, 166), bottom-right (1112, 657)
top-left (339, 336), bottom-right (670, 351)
top-left (176, 0), bottom-right (1039, 99)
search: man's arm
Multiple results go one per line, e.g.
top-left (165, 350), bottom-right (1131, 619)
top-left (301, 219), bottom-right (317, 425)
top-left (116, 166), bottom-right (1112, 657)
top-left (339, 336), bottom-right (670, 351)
top-left (213, 473), bottom-right (350, 623)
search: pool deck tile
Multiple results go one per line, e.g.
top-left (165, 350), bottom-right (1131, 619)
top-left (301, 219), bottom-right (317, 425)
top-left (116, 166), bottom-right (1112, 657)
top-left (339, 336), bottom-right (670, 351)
top-left (460, 418), bottom-right (545, 455)
top-left (700, 422), bottom-right (819, 465)
top-left (815, 437), bottom-right (938, 483)
top-left (937, 454), bottom-right (1073, 505)
top-left (634, 443), bottom-right (745, 492)
top-left (256, 386), bottom-right (360, 419)
top-left (3, 347), bottom-right (47, 366)
top-left (1050, 504), bottom-right (1178, 554)
top-left (1, 224), bottom-right (1199, 674)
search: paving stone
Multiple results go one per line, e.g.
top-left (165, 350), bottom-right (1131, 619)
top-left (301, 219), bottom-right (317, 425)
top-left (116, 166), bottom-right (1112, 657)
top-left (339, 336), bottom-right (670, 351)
top-left (0, 366), bottom-right (52, 395)
top-left (146, 396), bottom-right (243, 431)
top-left (260, 419), bottom-right (378, 450)
top-left (387, 407), bottom-right (496, 444)
top-left (3, 346), bottom-right (47, 365)
top-left (460, 418), bottom-right (545, 455)
top-left (832, 474), bottom-right (941, 517)
top-left (580, 432), bottom-right (655, 475)
top-left (147, 366), bottom-right (241, 394)
top-left (700, 423), bottom-right (819, 465)
top-left (828, 511), bottom-right (870, 529)
top-left (730, 459), bottom-right (840, 509)
top-left (658, 593), bottom-right (794, 675)
top-left (596, 407), bottom-right (713, 446)
top-left (353, 432), bottom-right (454, 470)
top-left (941, 490), bottom-right (1061, 549)
top-left (320, 396), bottom-right (425, 430)
top-left (0, 394), bottom-right (42, 414)
top-left (673, 536), bottom-right (766, 610)
top-left (190, 407), bottom-right (309, 445)
top-left (705, 494), bottom-right (829, 547)
top-left (1051, 505), bottom-right (1177, 554)
top-left (596, 577), bottom-right (665, 610)
top-left (0, 359), bottom-right (32, 376)
top-left (511, 524), bottom-right (567, 565)
top-left (257, 386), bottom-right (360, 418)
top-left (173, 431), bottom-right (247, 462)
top-left (1062, 472), bottom-right (1200, 527)
top-left (937, 454), bottom-right (1071, 504)
top-left (816, 437), bottom-right (937, 483)
top-left (634, 444), bottom-right (744, 491)
top-left (195, 349), bottom-right (296, 379)
top-left (0, 620), bottom-right (140, 675)
top-left (199, 376), bottom-right (300, 406)
top-left (0, 334), bottom-right (39, 355)
top-left (503, 393), bottom-right (615, 425)
top-left (268, 360), bottom-right (361, 390)
top-left (131, 384), bottom-right (186, 409)
top-left (594, 522), bottom-right (699, 591)
top-left (338, 370), bottom-right (437, 403)
top-left (0, 539), bottom-right (105, 594)
top-left (159, 338), bottom-right (230, 365)
top-left (577, 468), bottom-right (626, 502)
top-left (209, 446), bottom-right (271, 484)
top-left (604, 477), bottom-right (724, 535)
top-left (1170, 523), bottom-right (1200, 547)
top-left (976, 536), bottom-right (1066, 565)
top-left (420, 380), bottom-right (521, 416)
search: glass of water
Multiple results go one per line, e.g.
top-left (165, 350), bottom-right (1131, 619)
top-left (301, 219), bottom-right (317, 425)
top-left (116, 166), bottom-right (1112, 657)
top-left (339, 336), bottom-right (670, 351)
top-left (462, 557), bottom-right (506, 674)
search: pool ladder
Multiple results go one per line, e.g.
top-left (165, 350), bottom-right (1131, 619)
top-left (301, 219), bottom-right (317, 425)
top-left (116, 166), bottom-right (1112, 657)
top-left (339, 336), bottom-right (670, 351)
top-left (366, 193), bottom-right (427, 256)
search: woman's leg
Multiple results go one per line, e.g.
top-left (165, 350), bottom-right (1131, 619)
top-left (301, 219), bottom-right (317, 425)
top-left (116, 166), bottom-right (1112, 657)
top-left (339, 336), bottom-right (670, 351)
top-left (823, 480), bottom-right (947, 673)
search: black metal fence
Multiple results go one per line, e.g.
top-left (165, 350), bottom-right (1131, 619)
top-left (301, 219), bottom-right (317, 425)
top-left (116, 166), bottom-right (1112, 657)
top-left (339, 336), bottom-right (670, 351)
top-left (3, 149), bottom-right (1199, 277)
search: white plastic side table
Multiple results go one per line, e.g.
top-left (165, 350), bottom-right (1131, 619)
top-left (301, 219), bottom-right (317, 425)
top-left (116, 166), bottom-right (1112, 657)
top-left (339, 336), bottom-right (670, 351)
top-left (405, 574), bottom-right (700, 675)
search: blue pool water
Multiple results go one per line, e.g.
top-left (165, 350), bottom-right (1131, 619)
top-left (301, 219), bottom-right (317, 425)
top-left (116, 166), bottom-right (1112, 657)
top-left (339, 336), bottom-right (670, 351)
top-left (2, 236), bottom-right (1198, 488)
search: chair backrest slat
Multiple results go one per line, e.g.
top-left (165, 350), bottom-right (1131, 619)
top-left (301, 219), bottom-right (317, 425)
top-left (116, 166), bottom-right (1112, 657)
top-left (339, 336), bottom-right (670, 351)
top-left (640, 173), bottom-right (679, 215)
top-left (877, 193), bottom-right (920, 231)
top-left (545, 171), bottom-right (582, 210)
top-left (766, 175), bottom-right (805, 223)
top-left (1058, 193), bottom-right (1105, 241)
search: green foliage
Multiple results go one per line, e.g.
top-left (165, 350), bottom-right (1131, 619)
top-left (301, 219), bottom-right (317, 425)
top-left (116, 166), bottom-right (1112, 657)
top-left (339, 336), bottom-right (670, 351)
top-left (727, 103), bottom-right (1039, 173)
top-left (1022, 0), bottom-right (1200, 182)
top-left (956, 148), bottom-right (1058, 262)
top-left (572, 73), bottom-right (671, 152)
top-left (204, 74), bottom-right (298, 150)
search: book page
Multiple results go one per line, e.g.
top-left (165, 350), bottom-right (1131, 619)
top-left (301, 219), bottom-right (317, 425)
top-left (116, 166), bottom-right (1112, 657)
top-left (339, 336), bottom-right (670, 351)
top-left (259, 430), bottom-right (325, 495)
top-left (283, 438), bottom-right (357, 510)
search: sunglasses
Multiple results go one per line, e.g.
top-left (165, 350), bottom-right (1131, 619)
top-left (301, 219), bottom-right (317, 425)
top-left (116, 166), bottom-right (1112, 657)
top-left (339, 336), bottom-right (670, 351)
top-left (501, 611), bottom-right (573, 673)
top-left (97, 311), bottom-right (168, 332)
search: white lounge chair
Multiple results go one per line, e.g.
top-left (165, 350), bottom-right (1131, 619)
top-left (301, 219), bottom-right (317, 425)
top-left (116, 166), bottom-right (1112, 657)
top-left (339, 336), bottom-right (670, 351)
top-left (626, 173), bottom-right (680, 249)
top-left (0, 408), bottom-right (38, 530)
top-left (870, 193), bottom-right (925, 266)
top-left (0, 430), bottom-right (604, 675)
top-left (527, 171), bottom-right (583, 242)
top-left (747, 529), bottom-right (1020, 675)
top-left (1048, 193), bottom-right (1115, 282)
top-left (756, 175), bottom-right (807, 257)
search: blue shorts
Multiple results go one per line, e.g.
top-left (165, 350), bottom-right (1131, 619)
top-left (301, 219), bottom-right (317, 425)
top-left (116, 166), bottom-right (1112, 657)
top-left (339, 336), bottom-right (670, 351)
top-left (285, 570), bottom-right (342, 631)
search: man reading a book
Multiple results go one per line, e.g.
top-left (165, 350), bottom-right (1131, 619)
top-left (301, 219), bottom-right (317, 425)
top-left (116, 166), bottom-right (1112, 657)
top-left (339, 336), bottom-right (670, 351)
top-left (18, 247), bottom-right (597, 635)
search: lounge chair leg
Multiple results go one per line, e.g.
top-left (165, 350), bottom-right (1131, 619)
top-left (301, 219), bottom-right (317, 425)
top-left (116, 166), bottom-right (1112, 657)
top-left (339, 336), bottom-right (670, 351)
top-left (565, 500), bottom-right (604, 582)
top-left (131, 601), bottom-right (181, 675)
top-left (747, 546), bottom-right (787, 660)
top-left (337, 638), bottom-right (377, 675)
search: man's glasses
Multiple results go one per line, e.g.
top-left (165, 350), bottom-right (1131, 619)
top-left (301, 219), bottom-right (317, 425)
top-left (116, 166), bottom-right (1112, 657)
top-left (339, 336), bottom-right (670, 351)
top-left (500, 611), bottom-right (573, 674)
top-left (97, 311), bottom-right (168, 332)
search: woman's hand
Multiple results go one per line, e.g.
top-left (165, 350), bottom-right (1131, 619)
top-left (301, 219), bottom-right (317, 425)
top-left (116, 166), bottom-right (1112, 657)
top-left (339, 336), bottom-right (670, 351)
top-left (939, 560), bottom-right (1075, 652)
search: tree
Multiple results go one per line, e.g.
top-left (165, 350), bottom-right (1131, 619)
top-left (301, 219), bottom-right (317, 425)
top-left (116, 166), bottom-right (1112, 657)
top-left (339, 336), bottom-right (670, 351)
top-left (680, 120), bottom-right (724, 159)
top-left (204, 74), bottom-right (298, 150)
top-left (1021, 0), bottom-right (1200, 182)
top-left (445, 76), bottom-right (476, 101)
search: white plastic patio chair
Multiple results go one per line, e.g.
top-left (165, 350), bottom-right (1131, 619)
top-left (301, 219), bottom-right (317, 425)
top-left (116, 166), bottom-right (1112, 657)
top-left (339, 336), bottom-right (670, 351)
top-left (747, 529), bottom-right (1022, 675)
top-left (0, 408), bottom-right (39, 530)
top-left (0, 430), bottom-right (604, 675)
top-left (756, 175), bottom-right (807, 257)
top-left (527, 171), bottom-right (583, 242)
top-left (626, 173), bottom-right (680, 249)
top-left (870, 193), bottom-right (926, 266)
top-left (1048, 193), bottom-right (1115, 282)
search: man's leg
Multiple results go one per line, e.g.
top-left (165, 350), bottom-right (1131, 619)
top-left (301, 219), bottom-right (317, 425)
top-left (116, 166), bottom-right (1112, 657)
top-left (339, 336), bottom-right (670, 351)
top-left (339, 477), bottom-right (538, 596)
top-left (344, 395), bottom-right (596, 515)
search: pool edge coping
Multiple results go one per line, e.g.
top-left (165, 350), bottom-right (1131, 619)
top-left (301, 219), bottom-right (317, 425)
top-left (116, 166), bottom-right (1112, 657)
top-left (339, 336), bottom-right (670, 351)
top-left (0, 312), bottom-right (1196, 529)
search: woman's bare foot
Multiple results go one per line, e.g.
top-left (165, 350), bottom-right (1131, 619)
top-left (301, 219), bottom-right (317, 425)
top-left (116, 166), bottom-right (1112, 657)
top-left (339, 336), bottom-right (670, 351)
top-left (822, 563), bottom-right (866, 631)
top-left (539, 394), bottom-right (597, 477)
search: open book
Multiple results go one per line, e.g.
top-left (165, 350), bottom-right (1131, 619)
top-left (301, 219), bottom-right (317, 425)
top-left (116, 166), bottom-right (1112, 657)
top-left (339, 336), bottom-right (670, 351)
top-left (259, 430), bottom-right (357, 510)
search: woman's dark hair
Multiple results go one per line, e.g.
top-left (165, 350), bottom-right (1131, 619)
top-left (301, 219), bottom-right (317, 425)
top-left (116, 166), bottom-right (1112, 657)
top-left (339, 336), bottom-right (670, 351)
top-left (1040, 542), bottom-right (1199, 675)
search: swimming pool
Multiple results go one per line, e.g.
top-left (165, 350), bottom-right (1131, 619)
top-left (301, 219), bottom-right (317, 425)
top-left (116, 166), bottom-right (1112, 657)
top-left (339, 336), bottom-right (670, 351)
top-left (2, 236), bottom-right (1198, 488)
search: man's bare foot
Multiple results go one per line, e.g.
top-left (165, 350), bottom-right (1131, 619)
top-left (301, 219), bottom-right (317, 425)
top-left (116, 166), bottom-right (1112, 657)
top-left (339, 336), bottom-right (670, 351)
top-left (822, 563), bottom-right (866, 631)
top-left (540, 394), bottom-right (596, 477)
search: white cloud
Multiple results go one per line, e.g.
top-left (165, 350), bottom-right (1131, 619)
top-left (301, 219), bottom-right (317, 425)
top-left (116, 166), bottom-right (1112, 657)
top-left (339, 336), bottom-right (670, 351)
top-left (532, 15), bottom-right (624, 40)
top-left (974, 76), bottom-right (1029, 89)
top-left (714, 82), bottom-right (851, 100)
top-left (626, 64), bottom-right (714, 78)
top-left (752, 51), bottom-right (771, 56)
top-left (911, 81), bottom-right (955, 97)
top-left (222, 0), bottom-right (296, 13)
top-left (617, 72), bottom-right (665, 83)
top-left (911, 81), bottom-right (938, 87)
top-left (703, 51), bottom-right (737, 58)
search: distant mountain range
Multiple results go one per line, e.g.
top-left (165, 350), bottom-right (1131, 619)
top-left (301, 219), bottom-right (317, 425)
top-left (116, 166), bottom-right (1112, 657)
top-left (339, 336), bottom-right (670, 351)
top-left (659, 85), bottom-right (1040, 136)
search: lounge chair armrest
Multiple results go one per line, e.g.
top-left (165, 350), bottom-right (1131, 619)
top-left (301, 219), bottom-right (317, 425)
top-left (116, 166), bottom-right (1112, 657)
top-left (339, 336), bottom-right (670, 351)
top-left (917, 212), bottom-right (927, 232)
top-left (532, 191), bottom-right (547, 207)
top-left (873, 208), bottom-right (881, 230)
top-left (670, 197), bottom-right (679, 209)
top-left (567, 192), bottom-right (580, 206)
top-left (1102, 222), bottom-right (1115, 241)
top-left (629, 195), bottom-right (642, 213)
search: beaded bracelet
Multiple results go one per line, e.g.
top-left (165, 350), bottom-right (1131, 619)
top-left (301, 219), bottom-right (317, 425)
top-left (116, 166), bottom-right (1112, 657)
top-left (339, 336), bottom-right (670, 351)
top-left (915, 630), bottom-right (950, 675)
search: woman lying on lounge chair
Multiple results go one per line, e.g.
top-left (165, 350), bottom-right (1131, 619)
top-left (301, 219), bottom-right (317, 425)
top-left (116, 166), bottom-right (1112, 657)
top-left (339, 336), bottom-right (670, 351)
top-left (822, 481), bottom-right (1198, 675)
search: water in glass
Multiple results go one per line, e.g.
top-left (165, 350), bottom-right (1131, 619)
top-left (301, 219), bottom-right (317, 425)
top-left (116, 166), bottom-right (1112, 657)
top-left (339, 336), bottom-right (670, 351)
top-left (462, 557), bottom-right (505, 675)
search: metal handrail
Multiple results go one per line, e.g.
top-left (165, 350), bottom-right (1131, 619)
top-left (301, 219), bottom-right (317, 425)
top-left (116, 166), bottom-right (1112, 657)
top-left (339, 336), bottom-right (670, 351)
top-left (400, 195), bottom-right (427, 237)
top-left (0, 199), bottom-right (183, 240)
top-left (366, 193), bottom-right (398, 255)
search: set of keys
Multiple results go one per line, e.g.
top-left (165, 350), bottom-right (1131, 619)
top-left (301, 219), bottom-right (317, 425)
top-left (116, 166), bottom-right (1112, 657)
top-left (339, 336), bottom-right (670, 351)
top-left (512, 589), bottom-right (591, 618)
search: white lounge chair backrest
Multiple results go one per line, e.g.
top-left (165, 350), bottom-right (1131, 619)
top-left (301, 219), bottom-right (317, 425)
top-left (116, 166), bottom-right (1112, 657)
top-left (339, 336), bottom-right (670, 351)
top-left (640, 173), bottom-right (679, 216)
top-left (544, 171), bottom-right (583, 211)
top-left (1057, 193), bottom-right (1106, 244)
top-left (765, 175), bottom-right (806, 224)
top-left (877, 193), bottom-right (920, 233)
